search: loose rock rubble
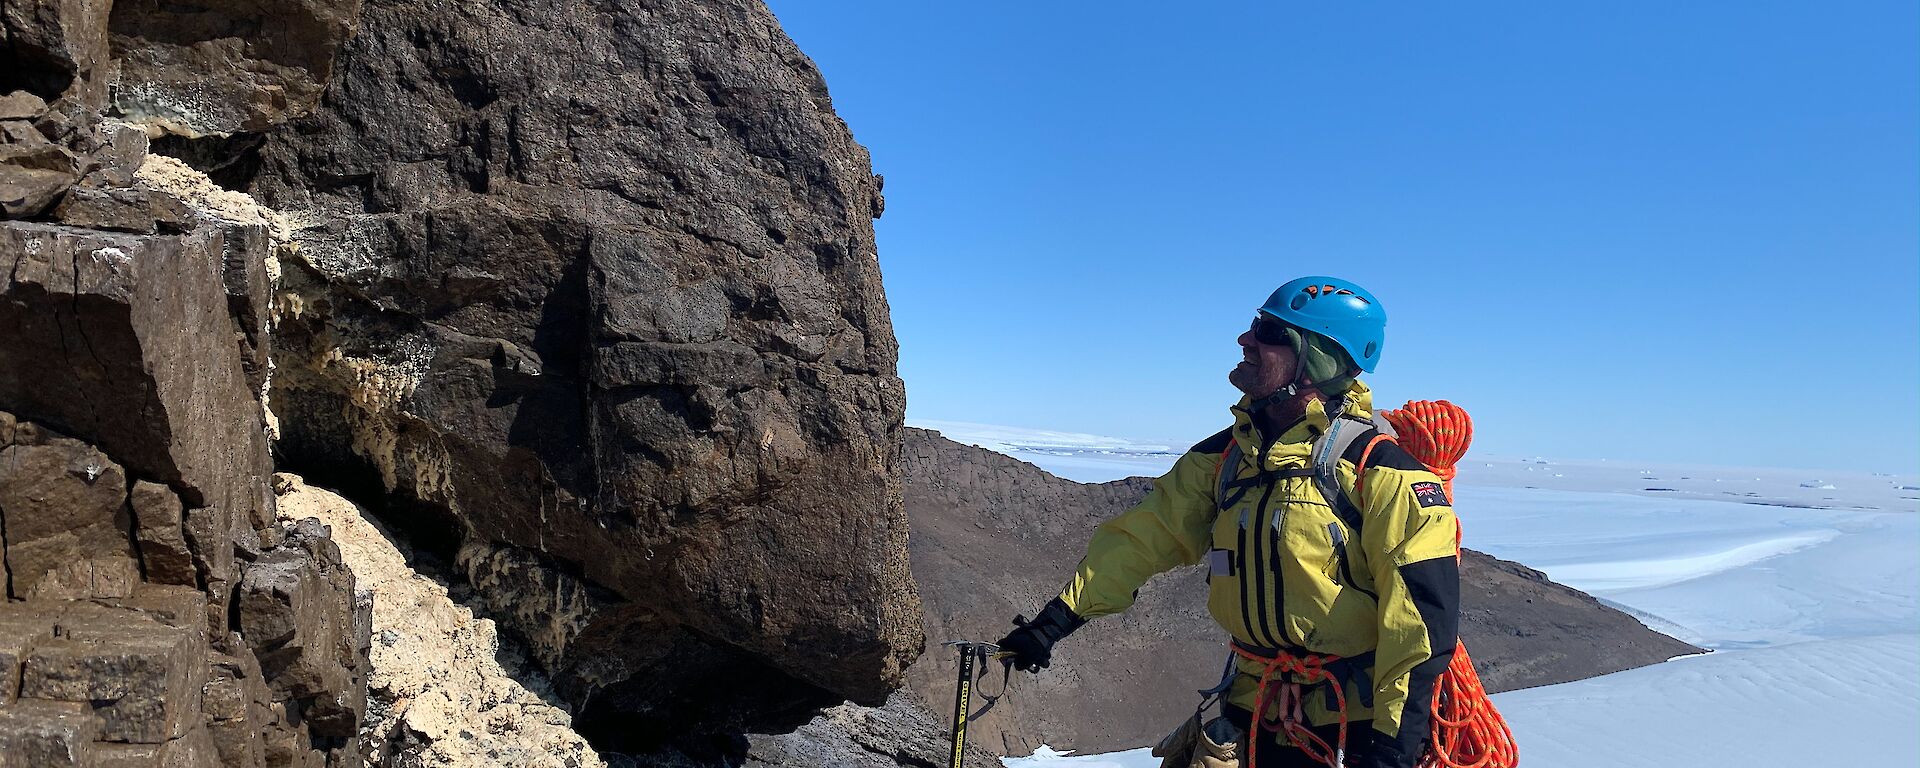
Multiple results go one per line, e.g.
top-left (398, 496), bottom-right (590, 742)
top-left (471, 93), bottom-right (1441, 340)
top-left (273, 472), bottom-right (604, 768)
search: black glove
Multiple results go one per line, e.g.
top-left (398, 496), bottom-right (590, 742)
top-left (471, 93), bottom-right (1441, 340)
top-left (995, 597), bottom-right (1087, 673)
top-left (1345, 727), bottom-right (1419, 768)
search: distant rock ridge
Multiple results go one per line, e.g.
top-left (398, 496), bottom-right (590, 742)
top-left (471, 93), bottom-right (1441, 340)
top-left (899, 426), bottom-right (1703, 756)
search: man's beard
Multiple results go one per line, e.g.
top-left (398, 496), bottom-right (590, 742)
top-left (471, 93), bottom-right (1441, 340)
top-left (1228, 360), bottom-right (1278, 398)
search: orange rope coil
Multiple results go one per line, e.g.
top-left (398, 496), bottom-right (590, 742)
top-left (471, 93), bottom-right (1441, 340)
top-left (1378, 401), bottom-right (1519, 768)
top-left (1380, 400), bottom-right (1472, 496)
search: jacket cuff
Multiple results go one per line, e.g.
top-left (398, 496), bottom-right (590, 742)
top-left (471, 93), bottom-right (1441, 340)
top-left (1035, 596), bottom-right (1088, 641)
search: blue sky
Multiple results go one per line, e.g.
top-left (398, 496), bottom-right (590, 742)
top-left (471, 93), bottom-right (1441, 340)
top-left (766, 1), bottom-right (1919, 474)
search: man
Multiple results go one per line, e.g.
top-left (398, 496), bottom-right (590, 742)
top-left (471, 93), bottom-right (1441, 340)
top-left (996, 276), bottom-right (1461, 768)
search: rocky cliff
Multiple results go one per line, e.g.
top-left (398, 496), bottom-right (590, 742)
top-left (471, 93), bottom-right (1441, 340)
top-left (0, 0), bottom-right (373, 761)
top-left (4, 0), bottom-right (930, 763)
top-left (242, 0), bottom-right (919, 754)
top-left (901, 426), bottom-right (1703, 756)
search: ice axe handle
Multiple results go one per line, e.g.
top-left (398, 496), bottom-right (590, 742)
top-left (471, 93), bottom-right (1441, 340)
top-left (949, 644), bottom-right (972, 768)
top-left (942, 641), bottom-right (997, 768)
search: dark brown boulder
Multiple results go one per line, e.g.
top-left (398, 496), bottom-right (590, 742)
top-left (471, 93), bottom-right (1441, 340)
top-left (247, 0), bottom-right (919, 749)
top-left (0, 16), bottom-right (373, 749)
top-left (0, 343), bottom-right (366, 767)
top-left (0, 435), bottom-right (138, 600)
top-left (901, 427), bottom-right (1702, 756)
top-left (106, 0), bottom-right (364, 137)
top-left (0, 0), bottom-right (114, 106)
top-left (129, 480), bottom-right (196, 587)
top-left (0, 222), bottom-right (278, 611)
top-left (0, 699), bottom-right (102, 767)
top-left (24, 602), bottom-right (208, 744)
top-left (238, 518), bottom-right (371, 744)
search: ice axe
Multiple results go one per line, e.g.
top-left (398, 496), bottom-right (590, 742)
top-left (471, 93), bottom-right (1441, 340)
top-left (942, 640), bottom-right (1013, 768)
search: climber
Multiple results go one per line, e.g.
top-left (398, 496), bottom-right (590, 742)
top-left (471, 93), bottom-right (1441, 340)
top-left (996, 277), bottom-right (1461, 768)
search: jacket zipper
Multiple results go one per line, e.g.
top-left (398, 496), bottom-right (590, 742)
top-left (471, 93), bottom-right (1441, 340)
top-left (1236, 502), bottom-right (1258, 643)
top-left (1251, 477), bottom-right (1284, 648)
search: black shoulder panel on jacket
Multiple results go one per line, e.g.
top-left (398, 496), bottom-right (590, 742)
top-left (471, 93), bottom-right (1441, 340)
top-left (1345, 435), bottom-right (1428, 472)
top-left (1189, 428), bottom-right (1234, 455)
top-left (1399, 556), bottom-right (1461, 654)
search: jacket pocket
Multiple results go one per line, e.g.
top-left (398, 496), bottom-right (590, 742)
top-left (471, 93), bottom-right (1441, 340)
top-left (1325, 521), bottom-right (1377, 600)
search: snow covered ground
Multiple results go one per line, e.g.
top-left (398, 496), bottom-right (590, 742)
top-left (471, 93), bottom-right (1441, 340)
top-left (913, 419), bottom-right (1185, 483)
top-left (933, 422), bottom-right (1920, 768)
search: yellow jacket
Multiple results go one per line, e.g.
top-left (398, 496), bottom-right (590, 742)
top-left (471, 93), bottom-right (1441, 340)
top-left (1057, 381), bottom-right (1461, 740)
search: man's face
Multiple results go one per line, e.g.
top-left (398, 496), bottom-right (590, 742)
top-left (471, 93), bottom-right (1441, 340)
top-left (1230, 317), bottom-right (1298, 398)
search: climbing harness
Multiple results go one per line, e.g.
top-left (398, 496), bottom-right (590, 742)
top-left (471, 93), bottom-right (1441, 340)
top-left (942, 640), bottom-right (1012, 768)
top-left (1231, 641), bottom-right (1354, 768)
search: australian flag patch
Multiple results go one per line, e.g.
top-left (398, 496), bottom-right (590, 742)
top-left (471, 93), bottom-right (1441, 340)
top-left (1411, 481), bottom-right (1450, 508)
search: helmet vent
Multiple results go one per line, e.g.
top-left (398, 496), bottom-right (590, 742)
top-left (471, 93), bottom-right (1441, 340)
top-left (1302, 284), bottom-right (1364, 301)
top-left (1364, 342), bottom-right (1377, 359)
top-left (1290, 294), bottom-right (1309, 310)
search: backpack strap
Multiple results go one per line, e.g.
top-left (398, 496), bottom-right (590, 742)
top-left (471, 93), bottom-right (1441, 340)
top-left (1215, 440), bottom-right (1241, 505)
top-left (1312, 412), bottom-right (1399, 534)
top-left (1213, 409), bottom-right (1398, 528)
top-left (1216, 441), bottom-right (1260, 514)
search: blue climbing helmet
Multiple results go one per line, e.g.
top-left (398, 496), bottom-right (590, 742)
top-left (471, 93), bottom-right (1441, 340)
top-left (1257, 276), bottom-right (1386, 373)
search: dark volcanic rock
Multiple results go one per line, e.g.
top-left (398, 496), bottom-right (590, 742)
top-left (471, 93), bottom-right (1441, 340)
top-left (0, 699), bottom-right (102, 767)
top-left (901, 427), bottom-right (1702, 756)
top-left (24, 601), bottom-right (208, 743)
top-left (0, 2), bottom-right (372, 744)
top-left (0, 434), bottom-right (139, 600)
top-left (129, 479), bottom-right (197, 586)
top-left (238, 518), bottom-right (371, 744)
top-left (249, 0), bottom-right (918, 751)
top-left (0, 262), bottom-right (367, 760)
top-left (0, 221), bottom-right (277, 564)
top-left (106, 0), bottom-right (364, 137)
top-left (0, 0), bottom-right (114, 105)
top-left (742, 692), bottom-right (998, 768)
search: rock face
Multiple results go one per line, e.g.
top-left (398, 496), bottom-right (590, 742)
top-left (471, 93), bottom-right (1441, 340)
top-left (107, 0), bottom-right (363, 138)
top-left (0, 0), bottom-right (372, 760)
top-left (244, 0), bottom-right (919, 753)
top-left (901, 427), bottom-right (1703, 756)
top-left (0, 283), bottom-right (369, 766)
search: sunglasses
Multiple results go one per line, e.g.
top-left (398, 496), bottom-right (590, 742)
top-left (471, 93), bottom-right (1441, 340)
top-left (1250, 317), bottom-right (1294, 347)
